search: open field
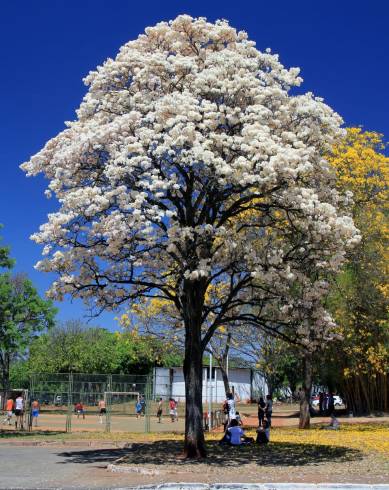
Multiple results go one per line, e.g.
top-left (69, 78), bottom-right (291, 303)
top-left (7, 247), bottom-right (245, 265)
top-left (2, 404), bottom-right (388, 434)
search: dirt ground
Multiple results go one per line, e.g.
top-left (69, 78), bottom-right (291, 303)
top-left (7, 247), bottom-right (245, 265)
top-left (2, 406), bottom-right (389, 434)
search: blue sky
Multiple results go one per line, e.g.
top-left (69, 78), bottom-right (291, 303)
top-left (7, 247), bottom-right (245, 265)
top-left (1, 0), bottom-right (388, 330)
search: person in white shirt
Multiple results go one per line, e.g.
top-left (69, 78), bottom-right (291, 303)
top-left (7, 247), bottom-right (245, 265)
top-left (226, 392), bottom-right (236, 422)
top-left (14, 394), bottom-right (24, 430)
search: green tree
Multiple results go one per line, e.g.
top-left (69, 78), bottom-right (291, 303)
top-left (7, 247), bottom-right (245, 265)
top-left (0, 273), bottom-right (56, 393)
top-left (26, 320), bottom-right (182, 375)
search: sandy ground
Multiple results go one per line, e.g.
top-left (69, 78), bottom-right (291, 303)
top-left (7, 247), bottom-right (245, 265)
top-left (2, 409), bottom-right (389, 434)
top-left (0, 440), bottom-right (387, 488)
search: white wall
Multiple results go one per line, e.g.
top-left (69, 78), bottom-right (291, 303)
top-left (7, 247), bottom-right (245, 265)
top-left (153, 367), bottom-right (267, 403)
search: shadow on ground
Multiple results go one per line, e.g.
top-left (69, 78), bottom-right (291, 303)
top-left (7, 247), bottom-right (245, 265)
top-left (57, 448), bottom-right (134, 465)
top-left (57, 440), bottom-right (362, 467)
top-left (0, 429), bottom-right (65, 438)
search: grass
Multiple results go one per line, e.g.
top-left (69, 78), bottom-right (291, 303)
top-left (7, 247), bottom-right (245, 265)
top-left (1, 423), bottom-right (389, 458)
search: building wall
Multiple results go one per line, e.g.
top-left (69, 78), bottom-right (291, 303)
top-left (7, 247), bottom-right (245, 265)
top-left (153, 366), bottom-right (267, 403)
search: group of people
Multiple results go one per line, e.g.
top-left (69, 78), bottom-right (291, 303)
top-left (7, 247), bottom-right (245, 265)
top-left (220, 392), bottom-right (273, 446)
top-left (155, 397), bottom-right (179, 423)
top-left (317, 391), bottom-right (336, 415)
top-left (1, 394), bottom-right (40, 429)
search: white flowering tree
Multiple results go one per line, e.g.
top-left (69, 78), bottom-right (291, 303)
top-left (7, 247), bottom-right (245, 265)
top-left (22, 16), bottom-right (359, 457)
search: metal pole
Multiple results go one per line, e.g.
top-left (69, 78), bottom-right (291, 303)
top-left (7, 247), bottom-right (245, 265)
top-left (144, 373), bottom-right (152, 433)
top-left (66, 373), bottom-right (73, 433)
top-left (208, 351), bottom-right (212, 429)
top-left (214, 366), bottom-right (218, 405)
top-left (105, 375), bottom-right (112, 433)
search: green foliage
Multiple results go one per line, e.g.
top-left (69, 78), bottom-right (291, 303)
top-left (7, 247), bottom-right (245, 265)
top-left (0, 226), bottom-right (15, 270)
top-left (0, 273), bottom-right (56, 390)
top-left (0, 229), bottom-right (57, 390)
top-left (23, 320), bottom-right (182, 377)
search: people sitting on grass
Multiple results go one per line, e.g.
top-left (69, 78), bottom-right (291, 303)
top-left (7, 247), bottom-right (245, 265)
top-left (256, 419), bottom-right (271, 444)
top-left (219, 418), bottom-right (254, 446)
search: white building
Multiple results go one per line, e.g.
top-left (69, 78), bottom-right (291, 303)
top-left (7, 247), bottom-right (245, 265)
top-left (153, 366), bottom-right (268, 403)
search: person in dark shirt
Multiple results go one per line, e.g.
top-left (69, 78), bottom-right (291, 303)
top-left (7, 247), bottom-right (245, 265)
top-left (258, 396), bottom-right (266, 427)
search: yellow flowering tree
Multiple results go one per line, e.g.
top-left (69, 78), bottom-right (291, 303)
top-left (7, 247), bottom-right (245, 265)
top-left (327, 127), bottom-right (389, 414)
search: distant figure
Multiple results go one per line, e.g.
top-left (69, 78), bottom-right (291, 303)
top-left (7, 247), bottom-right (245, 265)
top-left (256, 419), bottom-right (271, 444)
top-left (14, 394), bottom-right (24, 430)
top-left (156, 398), bottom-right (163, 423)
top-left (319, 392), bottom-right (324, 414)
top-left (98, 399), bottom-right (106, 424)
top-left (169, 398), bottom-right (177, 422)
top-left (323, 392), bottom-right (329, 412)
top-left (327, 392), bottom-right (335, 416)
top-left (265, 394), bottom-right (273, 427)
top-left (31, 399), bottom-right (40, 427)
top-left (1, 397), bottom-right (14, 426)
top-left (75, 402), bottom-right (85, 419)
top-left (139, 395), bottom-right (146, 416)
top-left (135, 398), bottom-right (142, 419)
top-left (257, 396), bottom-right (266, 427)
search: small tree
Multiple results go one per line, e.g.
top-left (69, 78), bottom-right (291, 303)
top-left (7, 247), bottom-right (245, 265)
top-left (0, 273), bottom-right (56, 393)
top-left (22, 16), bottom-right (358, 456)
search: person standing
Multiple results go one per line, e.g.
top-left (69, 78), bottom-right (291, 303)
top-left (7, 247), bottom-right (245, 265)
top-left (257, 396), bottom-right (266, 427)
top-left (31, 399), bottom-right (40, 427)
top-left (265, 394), bottom-right (273, 427)
top-left (14, 394), bottom-right (24, 430)
top-left (75, 402), bottom-right (85, 419)
top-left (135, 398), bottom-right (142, 419)
top-left (226, 392), bottom-right (236, 423)
top-left (139, 395), bottom-right (146, 416)
top-left (169, 398), bottom-right (177, 422)
top-left (98, 399), bottom-right (106, 424)
top-left (319, 392), bottom-right (324, 415)
top-left (327, 392), bottom-right (335, 416)
top-left (1, 396), bottom-right (14, 426)
top-left (156, 398), bottom-right (163, 423)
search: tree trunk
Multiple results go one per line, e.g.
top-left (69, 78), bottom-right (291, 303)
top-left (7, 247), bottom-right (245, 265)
top-left (0, 352), bottom-right (11, 400)
top-left (181, 278), bottom-right (207, 458)
top-left (299, 352), bottom-right (313, 429)
top-left (219, 364), bottom-right (230, 396)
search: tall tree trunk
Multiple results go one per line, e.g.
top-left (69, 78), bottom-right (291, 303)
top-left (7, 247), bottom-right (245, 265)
top-left (181, 278), bottom-right (206, 458)
top-left (0, 352), bottom-right (11, 400)
top-left (219, 364), bottom-right (230, 395)
top-left (299, 352), bottom-right (313, 429)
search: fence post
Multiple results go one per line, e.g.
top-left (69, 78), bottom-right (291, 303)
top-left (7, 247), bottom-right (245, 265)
top-left (105, 374), bottom-right (112, 433)
top-left (27, 374), bottom-right (34, 432)
top-left (66, 373), bottom-right (73, 433)
top-left (144, 373), bottom-right (152, 433)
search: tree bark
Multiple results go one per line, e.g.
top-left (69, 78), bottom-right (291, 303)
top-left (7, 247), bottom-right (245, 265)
top-left (219, 365), bottom-right (230, 396)
top-left (299, 352), bottom-right (313, 429)
top-left (181, 278), bottom-right (207, 458)
top-left (0, 352), bottom-right (11, 400)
